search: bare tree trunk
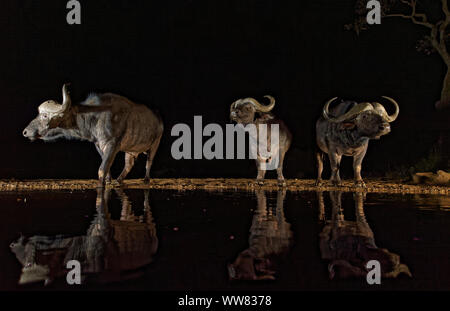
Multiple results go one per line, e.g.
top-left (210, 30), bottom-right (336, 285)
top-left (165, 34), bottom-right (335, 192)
top-left (437, 65), bottom-right (450, 169)
top-left (436, 66), bottom-right (450, 110)
top-left (441, 66), bottom-right (450, 105)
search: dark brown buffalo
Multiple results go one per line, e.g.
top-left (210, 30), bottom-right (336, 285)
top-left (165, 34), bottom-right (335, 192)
top-left (318, 191), bottom-right (411, 280)
top-left (316, 97), bottom-right (399, 186)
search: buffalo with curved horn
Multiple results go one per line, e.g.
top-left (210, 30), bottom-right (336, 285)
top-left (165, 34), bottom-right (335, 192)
top-left (230, 96), bottom-right (292, 185)
top-left (315, 96), bottom-right (399, 186)
top-left (317, 191), bottom-right (411, 280)
top-left (228, 189), bottom-right (293, 281)
top-left (10, 188), bottom-right (158, 285)
top-left (23, 84), bottom-right (164, 187)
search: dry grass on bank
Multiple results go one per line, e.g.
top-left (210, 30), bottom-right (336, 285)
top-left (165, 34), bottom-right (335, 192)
top-left (0, 178), bottom-right (448, 195)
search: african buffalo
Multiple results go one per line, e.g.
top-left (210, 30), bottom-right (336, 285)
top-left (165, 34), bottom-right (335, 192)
top-left (317, 191), bottom-right (411, 280)
top-left (228, 190), bottom-right (293, 281)
top-left (315, 97), bottom-right (399, 186)
top-left (230, 96), bottom-right (292, 185)
top-left (10, 188), bottom-right (158, 285)
top-left (23, 84), bottom-right (164, 186)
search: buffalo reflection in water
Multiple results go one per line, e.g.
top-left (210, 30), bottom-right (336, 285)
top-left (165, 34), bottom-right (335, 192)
top-left (228, 190), bottom-right (293, 281)
top-left (318, 191), bottom-right (411, 280)
top-left (9, 188), bottom-right (158, 285)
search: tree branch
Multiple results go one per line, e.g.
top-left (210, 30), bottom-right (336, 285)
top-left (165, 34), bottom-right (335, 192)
top-left (439, 0), bottom-right (450, 64)
top-left (384, 13), bottom-right (434, 29)
top-left (442, 0), bottom-right (449, 18)
top-left (384, 0), bottom-right (450, 64)
top-left (384, 0), bottom-right (434, 29)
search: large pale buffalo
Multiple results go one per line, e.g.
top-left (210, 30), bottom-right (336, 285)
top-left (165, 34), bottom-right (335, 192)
top-left (230, 96), bottom-right (292, 185)
top-left (315, 97), bottom-right (399, 186)
top-left (10, 188), bottom-right (158, 285)
top-left (23, 84), bottom-right (164, 186)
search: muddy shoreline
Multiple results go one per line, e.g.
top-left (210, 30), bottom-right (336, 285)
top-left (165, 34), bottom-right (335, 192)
top-left (0, 178), bottom-right (448, 194)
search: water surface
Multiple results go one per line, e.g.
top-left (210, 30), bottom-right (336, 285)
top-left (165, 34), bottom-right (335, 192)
top-left (0, 188), bottom-right (449, 291)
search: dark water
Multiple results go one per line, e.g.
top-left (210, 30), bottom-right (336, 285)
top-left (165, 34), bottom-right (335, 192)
top-left (0, 188), bottom-right (449, 291)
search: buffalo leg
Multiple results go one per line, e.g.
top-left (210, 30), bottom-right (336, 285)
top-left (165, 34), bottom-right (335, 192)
top-left (256, 160), bottom-right (266, 184)
top-left (329, 152), bottom-right (342, 186)
top-left (276, 189), bottom-right (287, 221)
top-left (98, 143), bottom-right (119, 187)
top-left (276, 150), bottom-right (286, 186)
top-left (144, 136), bottom-right (162, 183)
top-left (353, 192), bottom-right (367, 224)
top-left (316, 191), bottom-right (325, 221)
top-left (353, 148), bottom-right (367, 187)
top-left (315, 151), bottom-right (324, 186)
top-left (117, 153), bottom-right (136, 184)
top-left (95, 144), bottom-right (111, 183)
top-left (330, 191), bottom-right (343, 222)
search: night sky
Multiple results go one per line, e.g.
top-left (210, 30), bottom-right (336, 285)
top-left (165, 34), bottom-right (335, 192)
top-left (0, 0), bottom-right (447, 179)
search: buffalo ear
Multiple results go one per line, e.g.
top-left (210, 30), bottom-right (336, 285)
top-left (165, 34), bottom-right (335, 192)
top-left (341, 122), bottom-right (355, 129)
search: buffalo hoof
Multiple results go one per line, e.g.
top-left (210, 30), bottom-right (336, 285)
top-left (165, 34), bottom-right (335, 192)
top-left (331, 180), bottom-right (342, 187)
top-left (277, 179), bottom-right (286, 187)
top-left (354, 180), bottom-right (366, 188)
top-left (96, 180), bottom-right (105, 188)
top-left (105, 176), bottom-right (112, 184)
top-left (315, 179), bottom-right (323, 187)
top-left (256, 179), bottom-right (265, 186)
top-left (143, 177), bottom-right (150, 184)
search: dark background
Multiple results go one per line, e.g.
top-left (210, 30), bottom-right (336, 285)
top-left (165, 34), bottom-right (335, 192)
top-left (0, 0), bottom-right (448, 180)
